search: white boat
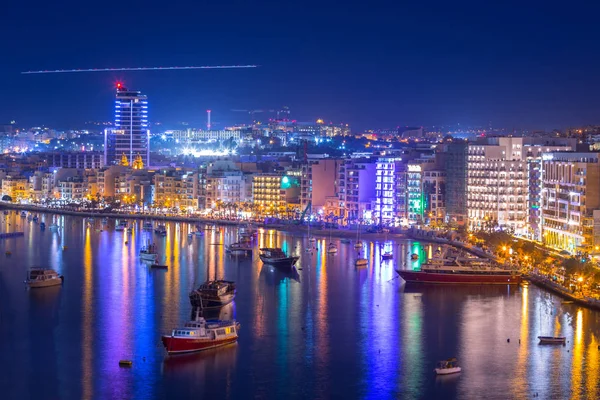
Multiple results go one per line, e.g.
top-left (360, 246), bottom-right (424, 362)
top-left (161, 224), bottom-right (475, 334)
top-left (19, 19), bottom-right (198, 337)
top-left (143, 221), bottom-right (153, 231)
top-left (355, 258), bottom-right (368, 267)
top-left (327, 243), bottom-right (338, 254)
top-left (25, 268), bottom-right (63, 288)
top-left (435, 358), bottom-right (461, 375)
top-left (354, 242), bottom-right (363, 249)
top-left (226, 242), bottom-right (253, 256)
top-left (49, 223), bottom-right (59, 231)
top-left (115, 220), bottom-right (128, 231)
top-left (140, 242), bottom-right (159, 262)
top-left (20, 211), bottom-right (27, 218)
top-left (154, 224), bottom-right (167, 235)
top-left (538, 336), bottom-right (566, 345)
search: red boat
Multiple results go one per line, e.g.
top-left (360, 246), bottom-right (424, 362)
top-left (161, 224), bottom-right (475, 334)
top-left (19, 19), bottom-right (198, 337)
top-left (396, 249), bottom-right (521, 285)
top-left (395, 268), bottom-right (521, 284)
top-left (161, 312), bottom-right (240, 355)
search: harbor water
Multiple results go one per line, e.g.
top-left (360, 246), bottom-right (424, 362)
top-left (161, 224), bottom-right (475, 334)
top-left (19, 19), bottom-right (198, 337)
top-left (1, 213), bottom-right (600, 399)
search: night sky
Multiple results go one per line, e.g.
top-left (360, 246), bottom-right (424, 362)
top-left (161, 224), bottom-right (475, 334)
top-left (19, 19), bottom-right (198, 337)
top-left (2, 0), bottom-right (600, 131)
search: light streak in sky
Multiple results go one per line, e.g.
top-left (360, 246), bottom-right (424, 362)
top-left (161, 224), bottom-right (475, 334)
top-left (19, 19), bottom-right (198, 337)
top-left (21, 65), bottom-right (259, 74)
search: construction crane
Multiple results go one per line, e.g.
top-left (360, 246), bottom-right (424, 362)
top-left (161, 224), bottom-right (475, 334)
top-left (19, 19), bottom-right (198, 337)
top-left (231, 109), bottom-right (276, 124)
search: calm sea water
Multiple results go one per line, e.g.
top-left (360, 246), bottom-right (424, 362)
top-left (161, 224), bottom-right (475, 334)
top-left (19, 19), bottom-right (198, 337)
top-left (1, 212), bottom-right (600, 399)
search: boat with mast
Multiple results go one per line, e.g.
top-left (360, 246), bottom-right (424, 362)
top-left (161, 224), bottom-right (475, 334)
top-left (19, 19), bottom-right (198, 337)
top-left (259, 248), bottom-right (299, 270)
top-left (354, 221), bottom-right (363, 249)
top-left (139, 240), bottom-right (158, 262)
top-left (327, 224), bottom-right (337, 254)
top-left (189, 262), bottom-right (236, 309)
top-left (395, 246), bottom-right (521, 284)
top-left (537, 300), bottom-right (565, 344)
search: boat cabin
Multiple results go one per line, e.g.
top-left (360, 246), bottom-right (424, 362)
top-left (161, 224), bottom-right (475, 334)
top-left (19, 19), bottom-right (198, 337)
top-left (437, 358), bottom-right (458, 369)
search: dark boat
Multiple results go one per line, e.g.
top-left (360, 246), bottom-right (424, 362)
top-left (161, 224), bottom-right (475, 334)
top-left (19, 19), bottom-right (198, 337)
top-left (396, 266), bottom-right (521, 285)
top-left (538, 336), bottom-right (566, 345)
top-left (259, 248), bottom-right (299, 269)
top-left (382, 252), bottom-right (393, 260)
top-left (151, 264), bottom-right (168, 269)
top-left (396, 248), bottom-right (521, 285)
top-left (189, 280), bottom-right (236, 308)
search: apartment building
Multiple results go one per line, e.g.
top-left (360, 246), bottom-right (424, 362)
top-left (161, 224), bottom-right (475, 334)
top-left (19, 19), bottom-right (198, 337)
top-left (467, 137), bottom-right (574, 236)
top-left (541, 152), bottom-right (600, 253)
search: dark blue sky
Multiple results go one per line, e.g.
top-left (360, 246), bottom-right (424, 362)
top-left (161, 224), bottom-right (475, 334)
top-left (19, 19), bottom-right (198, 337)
top-left (2, 0), bottom-right (600, 131)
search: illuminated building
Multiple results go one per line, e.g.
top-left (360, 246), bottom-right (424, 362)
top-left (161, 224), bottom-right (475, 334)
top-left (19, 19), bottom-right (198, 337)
top-left (153, 170), bottom-right (199, 210)
top-left (375, 158), bottom-right (401, 225)
top-left (337, 160), bottom-right (376, 223)
top-left (104, 84), bottom-right (150, 167)
top-left (58, 176), bottom-right (85, 200)
top-left (205, 170), bottom-right (245, 208)
top-left (172, 129), bottom-right (241, 143)
top-left (467, 137), bottom-right (574, 236)
top-left (300, 159), bottom-right (343, 215)
top-left (541, 152), bottom-right (600, 252)
top-left (1, 176), bottom-right (28, 201)
top-left (444, 141), bottom-right (468, 225)
top-left (252, 173), bottom-right (300, 217)
top-left (405, 157), bottom-right (445, 225)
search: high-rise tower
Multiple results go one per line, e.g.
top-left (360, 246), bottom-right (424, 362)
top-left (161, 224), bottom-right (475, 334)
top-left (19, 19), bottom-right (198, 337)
top-left (104, 83), bottom-right (150, 166)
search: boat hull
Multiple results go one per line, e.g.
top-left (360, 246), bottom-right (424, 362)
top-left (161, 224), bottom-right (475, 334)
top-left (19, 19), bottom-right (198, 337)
top-left (28, 278), bottom-right (62, 288)
top-left (435, 367), bottom-right (462, 375)
top-left (140, 253), bottom-right (158, 261)
top-left (161, 335), bottom-right (238, 354)
top-left (538, 336), bottom-right (566, 344)
top-left (259, 255), bottom-right (299, 269)
top-left (396, 269), bottom-right (522, 285)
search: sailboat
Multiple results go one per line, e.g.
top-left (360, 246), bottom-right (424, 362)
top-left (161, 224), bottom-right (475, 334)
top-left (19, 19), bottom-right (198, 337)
top-left (354, 221), bottom-right (363, 249)
top-left (308, 218), bottom-right (316, 244)
top-left (306, 217), bottom-right (316, 252)
top-left (381, 230), bottom-right (393, 260)
top-left (189, 263), bottom-right (236, 309)
top-left (537, 300), bottom-right (565, 345)
top-left (327, 224), bottom-right (337, 254)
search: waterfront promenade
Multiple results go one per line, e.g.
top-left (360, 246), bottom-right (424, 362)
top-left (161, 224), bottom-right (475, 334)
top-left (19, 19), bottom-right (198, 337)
top-left (0, 202), bottom-right (404, 241)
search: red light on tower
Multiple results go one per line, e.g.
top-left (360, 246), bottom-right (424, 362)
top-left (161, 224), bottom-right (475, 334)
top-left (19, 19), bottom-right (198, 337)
top-left (116, 82), bottom-right (122, 89)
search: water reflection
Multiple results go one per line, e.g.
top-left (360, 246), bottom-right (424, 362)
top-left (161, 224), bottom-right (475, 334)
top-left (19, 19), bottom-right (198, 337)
top-left (4, 215), bottom-right (600, 398)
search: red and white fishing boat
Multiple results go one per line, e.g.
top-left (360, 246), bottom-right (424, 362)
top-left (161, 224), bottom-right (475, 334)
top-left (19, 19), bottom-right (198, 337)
top-left (161, 311), bottom-right (240, 355)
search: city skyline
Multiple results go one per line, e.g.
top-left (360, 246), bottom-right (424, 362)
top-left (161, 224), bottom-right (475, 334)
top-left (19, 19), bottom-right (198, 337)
top-left (3, 2), bottom-right (600, 131)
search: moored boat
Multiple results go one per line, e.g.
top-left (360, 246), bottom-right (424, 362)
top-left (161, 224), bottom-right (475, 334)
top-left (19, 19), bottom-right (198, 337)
top-left (189, 280), bottom-right (236, 309)
top-left (538, 336), bottom-right (566, 345)
top-left (435, 358), bottom-right (461, 375)
top-left (327, 243), bottom-right (338, 254)
top-left (396, 248), bottom-right (521, 285)
top-left (115, 220), bottom-right (128, 231)
top-left (143, 220), bottom-right (153, 231)
top-left (154, 224), bottom-right (167, 236)
top-left (355, 258), bottom-right (368, 267)
top-left (226, 242), bottom-right (252, 256)
top-left (140, 241), bottom-right (158, 262)
top-left (382, 252), bottom-right (393, 260)
top-left (25, 268), bottom-right (63, 288)
top-left (161, 311), bottom-right (240, 355)
top-left (20, 211), bottom-right (27, 218)
top-left (395, 265), bottom-right (522, 285)
top-left (259, 248), bottom-right (299, 269)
